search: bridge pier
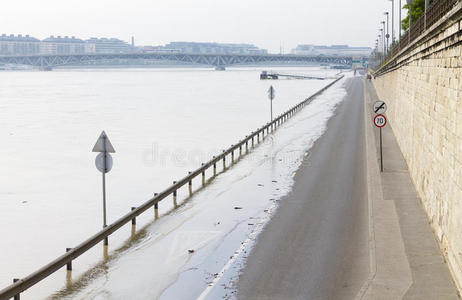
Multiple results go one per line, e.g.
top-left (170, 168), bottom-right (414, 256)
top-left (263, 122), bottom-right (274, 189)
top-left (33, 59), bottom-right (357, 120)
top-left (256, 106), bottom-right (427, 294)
top-left (215, 65), bottom-right (226, 71)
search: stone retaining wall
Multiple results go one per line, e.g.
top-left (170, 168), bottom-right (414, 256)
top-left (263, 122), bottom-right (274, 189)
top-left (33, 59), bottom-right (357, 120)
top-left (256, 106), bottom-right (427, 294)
top-left (373, 2), bottom-right (462, 290)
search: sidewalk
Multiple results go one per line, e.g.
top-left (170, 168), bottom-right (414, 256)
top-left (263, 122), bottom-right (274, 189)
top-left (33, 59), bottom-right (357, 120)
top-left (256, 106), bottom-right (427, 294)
top-left (359, 78), bottom-right (459, 299)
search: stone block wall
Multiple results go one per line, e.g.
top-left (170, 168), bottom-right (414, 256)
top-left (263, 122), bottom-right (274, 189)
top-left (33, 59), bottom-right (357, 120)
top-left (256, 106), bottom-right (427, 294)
top-left (373, 3), bottom-right (462, 290)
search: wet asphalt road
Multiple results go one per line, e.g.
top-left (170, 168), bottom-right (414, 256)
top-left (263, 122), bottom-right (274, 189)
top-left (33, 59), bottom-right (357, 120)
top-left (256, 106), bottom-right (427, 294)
top-left (237, 77), bottom-right (370, 300)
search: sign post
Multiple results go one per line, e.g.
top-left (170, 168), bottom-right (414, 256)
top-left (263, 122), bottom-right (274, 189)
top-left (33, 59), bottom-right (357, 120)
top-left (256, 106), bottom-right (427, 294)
top-left (92, 131), bottom-right (116, 246)
top-left (373, 114), bottom-right (387, 172)
top-left (267, 85), bottom-right (275, 122)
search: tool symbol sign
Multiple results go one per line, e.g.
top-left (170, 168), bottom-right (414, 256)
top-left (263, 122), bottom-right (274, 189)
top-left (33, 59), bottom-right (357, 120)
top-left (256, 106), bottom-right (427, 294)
top-left (373, 101), bottom-right (387, 114)
top-left (374, 114), bottom-right (387, 128)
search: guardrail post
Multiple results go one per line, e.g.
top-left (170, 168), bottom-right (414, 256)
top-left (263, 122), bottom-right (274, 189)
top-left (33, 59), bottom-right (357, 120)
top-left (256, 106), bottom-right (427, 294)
top-left (246, 140), bottom-right (249, 152)
top-left (154, 193), bottom-right (159, 219)
top-left (131, 207), bottom-right (136, 237)
top-left (257, 132), bottom-right (260, 143)
top-left (222, 151), bottom-right (226, 169)
top-left (231, 148), bottom-right (234, 163)
top-left (131, 207), bottom-right (136, 226)
top-left (13, 278), bottom-right (20, 300)
top-left (188, 172), bottom-right (193, 196)
top-left (173, 181), bottom-right (178, 207)
top-left (252, 136), bottom-right (254, 147)
top-left (213, 157), bottom-right (217, 176)
top-left (239, 145), bottom-right (242, 157)
top-left (201, 164), bottom-right (206, 187)
top-left (66, 248), bottom-right (72, 271)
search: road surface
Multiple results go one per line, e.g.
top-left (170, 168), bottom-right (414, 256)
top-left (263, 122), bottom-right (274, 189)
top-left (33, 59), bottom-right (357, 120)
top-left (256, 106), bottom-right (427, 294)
top-left (237, 76), bottom-right (370, 300)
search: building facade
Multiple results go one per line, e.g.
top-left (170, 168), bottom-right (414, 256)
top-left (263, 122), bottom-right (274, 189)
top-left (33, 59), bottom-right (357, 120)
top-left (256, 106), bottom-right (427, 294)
top-left (0, 34), bottom-right (40, 55)
top-left (154, 42), bottom-right (267, 55)
top-left (40, 36), bottom-right (95, 55)
top-left (86, 38), bottom-right (132, 53)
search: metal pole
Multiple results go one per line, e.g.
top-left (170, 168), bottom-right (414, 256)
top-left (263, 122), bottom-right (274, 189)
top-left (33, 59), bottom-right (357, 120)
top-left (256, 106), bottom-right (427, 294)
top-left (399, 0), bottom-right (402, 40)
top-left (271, 99), bottom-right (273, 122)
top-left (409, 3), bottom-right (412, 43)
top-left (424, 0), bottom-right (429, 30)
top-left (102, 135), bottom-right (108, 246)
top-left (380, 127), bottom-right (384, 172)
top-left (386, 13), bottom-right (390, 51)
top-left (391, 0), bottom-right (395, 43)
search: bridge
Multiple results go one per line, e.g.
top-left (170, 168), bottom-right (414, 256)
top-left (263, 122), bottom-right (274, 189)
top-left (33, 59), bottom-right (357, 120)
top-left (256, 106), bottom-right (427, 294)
top-left (0, 52), bottom-right (356, 70)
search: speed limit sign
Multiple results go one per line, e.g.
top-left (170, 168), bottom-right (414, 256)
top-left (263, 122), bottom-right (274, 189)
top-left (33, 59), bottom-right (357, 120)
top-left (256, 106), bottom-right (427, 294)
top-left (374, 114), bottom-right (387, 128)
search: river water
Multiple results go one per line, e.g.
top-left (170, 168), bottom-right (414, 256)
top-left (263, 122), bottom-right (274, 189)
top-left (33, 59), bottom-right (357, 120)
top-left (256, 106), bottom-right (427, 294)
top-left (0, 66), bottom-right (347, 299)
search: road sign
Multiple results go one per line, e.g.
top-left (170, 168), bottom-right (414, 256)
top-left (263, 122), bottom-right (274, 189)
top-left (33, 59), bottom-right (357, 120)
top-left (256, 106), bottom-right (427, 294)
top-left (95, 152), bottom-right (113, 173)
top-left (268, 85), bottom-right (275, 101)
top-left (267, 86), bottom-right (275, 122)
top-left (92, 131), bottom-right (116, 153)
top-left (374, 114), bottom-right (387, 128)
top-left (373, 101), bottom-right (387, 114)
top-left (92, 130), bottom-right (116, 243)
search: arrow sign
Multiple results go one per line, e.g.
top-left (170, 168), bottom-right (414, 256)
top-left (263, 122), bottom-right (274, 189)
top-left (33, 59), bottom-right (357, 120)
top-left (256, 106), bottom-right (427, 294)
top-left (92, 130), bottom-right (116, 239)
top-left (92, 131), bottom-right (116, 153)
top-left (268, 85), bottom-right (275, 101)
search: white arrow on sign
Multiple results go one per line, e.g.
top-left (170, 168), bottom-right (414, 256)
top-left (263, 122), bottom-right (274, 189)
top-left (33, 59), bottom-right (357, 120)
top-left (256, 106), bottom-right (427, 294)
top-left (92, 131), bottom-right (116, 153)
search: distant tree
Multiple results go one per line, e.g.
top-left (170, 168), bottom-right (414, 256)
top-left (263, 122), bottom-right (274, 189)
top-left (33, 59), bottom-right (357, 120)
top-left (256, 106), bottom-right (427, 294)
top-left (401, 0), bottom-right (434, 31)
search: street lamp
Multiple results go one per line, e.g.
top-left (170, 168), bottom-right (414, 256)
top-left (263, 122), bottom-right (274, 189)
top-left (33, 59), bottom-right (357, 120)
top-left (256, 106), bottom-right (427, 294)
top-left (407, 0), bottom-right (414, 31)
top-left (389, 0), bottom-right (395, 43)
top-left (399, 0), bottom-right (402, 40)
top-left (381, 22), bottom-right (386, 55)
top-left (407, 0), bottom-right (414, 43)
top-left (384, 12), bottom-right (390, 50)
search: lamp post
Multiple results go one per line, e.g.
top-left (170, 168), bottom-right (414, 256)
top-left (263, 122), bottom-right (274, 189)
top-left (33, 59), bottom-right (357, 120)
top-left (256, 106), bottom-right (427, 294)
top-left (399, 0), bottom-right (402, 40)
top-left (389, 0), bottom-right (395, 43)
top-left (407, 0), bottom-right (414, 31)
top-left (424, 0), bottom-right (429, 30)
top-left (384, 12), bottom-right (390, 51)
top-left (381, 22), bottom-right (386, 55)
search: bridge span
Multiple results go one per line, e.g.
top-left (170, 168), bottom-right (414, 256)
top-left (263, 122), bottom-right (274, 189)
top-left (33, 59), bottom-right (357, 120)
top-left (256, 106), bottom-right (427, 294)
top-left (0, 52), bottom-right (357, 70)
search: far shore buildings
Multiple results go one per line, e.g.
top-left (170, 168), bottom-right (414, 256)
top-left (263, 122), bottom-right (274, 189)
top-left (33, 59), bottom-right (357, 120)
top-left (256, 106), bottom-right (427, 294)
top-left (291, 44), bottom-right (372, 57)
top-left (142, 42), bottom-right (268, 55)
top-left (0, 34), bottom-right (133, 55)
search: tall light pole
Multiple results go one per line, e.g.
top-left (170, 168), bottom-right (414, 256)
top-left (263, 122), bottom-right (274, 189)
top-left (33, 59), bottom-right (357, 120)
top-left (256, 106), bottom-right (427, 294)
top-left (407, 0), bottom-right (414, 32)
top-left (381, 22), bottom-right (386, 55)
top-left (424, 0), bottom-right (429, 29)
top-left (389, 0), bottom-right (395, 43)
top-left (399, 0), bottom-right (402, 40)
top-left (385, 12), bottom-right (390, 50)
top-left (378, 34), bottom-right (382, 57)
top-left (407, 0), bottom-right (414, 43)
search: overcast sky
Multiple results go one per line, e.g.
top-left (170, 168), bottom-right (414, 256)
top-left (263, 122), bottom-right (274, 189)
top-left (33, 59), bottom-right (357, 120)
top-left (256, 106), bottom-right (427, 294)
top-left (0, 0), bottom-right (403, 53)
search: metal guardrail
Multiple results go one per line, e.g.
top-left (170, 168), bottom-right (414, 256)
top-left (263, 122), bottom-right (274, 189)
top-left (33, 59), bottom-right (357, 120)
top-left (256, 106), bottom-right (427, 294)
top-left (0, 75), bottom-right (345, 300)
top-left (377, 0), bottom-right (459, 73)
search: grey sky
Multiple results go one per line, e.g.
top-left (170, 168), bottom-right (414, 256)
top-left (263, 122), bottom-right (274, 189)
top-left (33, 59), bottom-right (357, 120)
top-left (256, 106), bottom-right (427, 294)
top-left (1, 0), bottom-right (402, 52)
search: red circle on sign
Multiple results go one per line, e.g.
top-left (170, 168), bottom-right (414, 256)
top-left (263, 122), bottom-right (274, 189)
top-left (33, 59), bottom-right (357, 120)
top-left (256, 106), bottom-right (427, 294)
top-left (374, 114), bottom-right (387, 128)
